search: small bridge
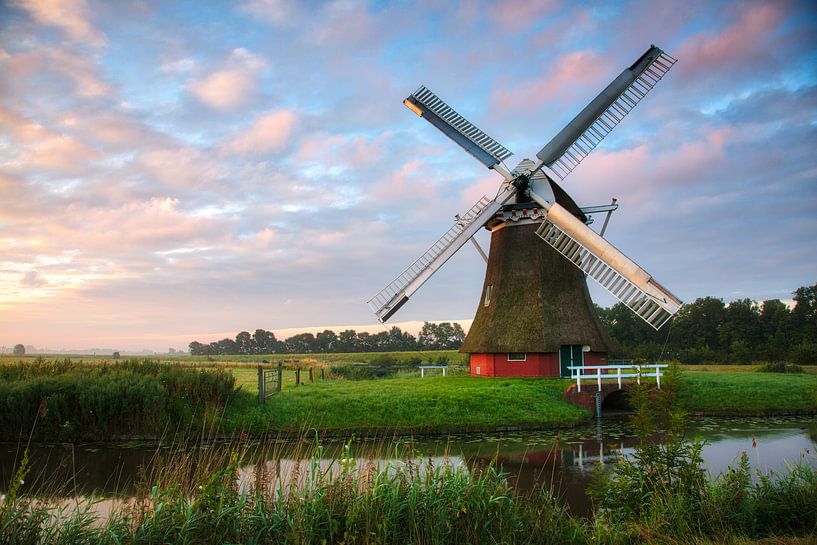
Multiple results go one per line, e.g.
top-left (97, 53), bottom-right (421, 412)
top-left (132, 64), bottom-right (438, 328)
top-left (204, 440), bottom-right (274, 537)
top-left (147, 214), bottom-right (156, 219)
top-left (563, 363), bottom-right (668, 412)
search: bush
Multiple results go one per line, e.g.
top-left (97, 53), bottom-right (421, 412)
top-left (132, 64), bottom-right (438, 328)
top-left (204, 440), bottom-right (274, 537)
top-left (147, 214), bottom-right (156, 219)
top-left (757, 362), bottom-right (804, 373)
top-left (0, 360), bottom-right (235, 441)
top-left (789, 342), bottom-right (817, 366)
top-left (369, 354), bottom-right (397, 366)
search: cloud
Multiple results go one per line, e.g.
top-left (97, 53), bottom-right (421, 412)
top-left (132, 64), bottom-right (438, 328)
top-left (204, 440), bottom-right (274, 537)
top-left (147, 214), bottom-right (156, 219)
top-left (0, 46), bottom-right (111, 99)
top-left (15, 0), bottom-right (106, 47)
top-left (187, 48), bottom-right (267, 110)
top-left (488, 0), bottom-right (560, 31)
top-left (239, 0), bottom-right (299, 25)
top-left (0, 107), bottom-right (101, 173)
top-left (492, 49), bottom-right (608, 110)
top-left (675, 2), bottom-right (786, 85)
top-left (220, 110), bottom-right (298, 156)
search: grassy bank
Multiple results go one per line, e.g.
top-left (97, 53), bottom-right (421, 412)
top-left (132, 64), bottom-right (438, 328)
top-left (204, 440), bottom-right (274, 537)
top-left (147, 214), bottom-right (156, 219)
top-left (681, 371), bottom-right (817, 415)
top-left (224, 376), bottom-right (589, 435)
top-left (2, 358), bottom-right (817, 441)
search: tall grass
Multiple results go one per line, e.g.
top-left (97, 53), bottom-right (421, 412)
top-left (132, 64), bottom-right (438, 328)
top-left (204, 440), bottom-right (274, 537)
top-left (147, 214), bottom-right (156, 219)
top-left (591, 363), bottom-right (817, 542)
top-left (1, 433), bottom-right (588, 545)
top-left (0, 359), bottom-right (236, 441)
top-left (2, 424), bottom-right (816, 544)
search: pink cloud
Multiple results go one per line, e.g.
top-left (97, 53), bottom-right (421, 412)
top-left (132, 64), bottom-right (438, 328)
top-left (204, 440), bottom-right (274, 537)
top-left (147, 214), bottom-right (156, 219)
top-left (676, 2), bottom-right (786, 80)
top-left (0, 107), bottom-right (101, 173)
top-left (488, 0), bottom-right (560, 31)
top-left (187, 48), bottom-right (267, 110)
top-left (15, 0), bottom-right (106, 47)
top-left (492, 49), bottom-right (608, 110)
top-left (221, 110), bottom-right (298, 156)
top-left (0, 47), bottom-right (110, 99)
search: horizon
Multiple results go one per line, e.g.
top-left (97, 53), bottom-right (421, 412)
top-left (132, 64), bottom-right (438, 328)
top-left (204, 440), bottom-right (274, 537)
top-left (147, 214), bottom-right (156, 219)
top-left (2, 0), bottom-right (816, 351)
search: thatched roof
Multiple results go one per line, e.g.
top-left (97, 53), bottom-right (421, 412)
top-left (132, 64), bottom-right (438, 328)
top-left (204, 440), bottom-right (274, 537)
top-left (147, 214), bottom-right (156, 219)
top-left (460, 221), bottom-right (614, 354)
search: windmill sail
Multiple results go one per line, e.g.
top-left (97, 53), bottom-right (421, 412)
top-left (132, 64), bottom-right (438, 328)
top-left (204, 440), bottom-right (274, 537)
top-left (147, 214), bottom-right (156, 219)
top-left (368, 194), bottom-right (505, 322)
top-left (536, 46), bottom-right (677, 180)
top-left (405, 86), bottom-right (513, 169)
top-left (534, 202), bottom-right (682, 329)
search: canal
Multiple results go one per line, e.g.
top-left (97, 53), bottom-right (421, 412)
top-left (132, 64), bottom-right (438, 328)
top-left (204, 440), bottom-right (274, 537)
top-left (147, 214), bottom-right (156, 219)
top-left (2, 415), bottom-right (815, 516)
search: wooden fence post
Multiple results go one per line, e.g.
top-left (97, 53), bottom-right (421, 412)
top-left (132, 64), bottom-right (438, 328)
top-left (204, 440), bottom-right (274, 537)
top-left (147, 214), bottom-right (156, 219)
top-left (257, 366), bottom-right (264, 404)
top-left (309, 368), bottom-right (314, 382)
top-left (321, 367), bottom-right (325, 380)
top-left (296, 367), bottom-right (300, 386)
top-left (277, 362), bottom-right (283, 392)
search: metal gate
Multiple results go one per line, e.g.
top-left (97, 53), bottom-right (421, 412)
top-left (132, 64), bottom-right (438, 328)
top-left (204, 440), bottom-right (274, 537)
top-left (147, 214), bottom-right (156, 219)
top-left (257, 363), bottom-right (282, 403)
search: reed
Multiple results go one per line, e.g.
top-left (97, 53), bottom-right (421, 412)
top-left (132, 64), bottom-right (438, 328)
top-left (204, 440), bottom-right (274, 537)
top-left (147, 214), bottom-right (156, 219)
top-left (0, 359), bottom-right (236, 441)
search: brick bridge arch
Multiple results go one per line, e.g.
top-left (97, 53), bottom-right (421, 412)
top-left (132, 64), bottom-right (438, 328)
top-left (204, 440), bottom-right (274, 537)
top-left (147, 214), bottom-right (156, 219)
top-left (563, 383), bottom-right (632, 411)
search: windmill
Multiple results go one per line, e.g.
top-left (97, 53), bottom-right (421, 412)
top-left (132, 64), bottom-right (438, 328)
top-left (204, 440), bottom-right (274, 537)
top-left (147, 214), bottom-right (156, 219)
top-left (368, 45), bottom-right (683, 378)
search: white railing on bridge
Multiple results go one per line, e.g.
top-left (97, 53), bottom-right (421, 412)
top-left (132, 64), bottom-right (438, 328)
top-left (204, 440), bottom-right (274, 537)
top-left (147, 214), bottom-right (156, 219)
top-left (567, 364), bottom-right (669, 393)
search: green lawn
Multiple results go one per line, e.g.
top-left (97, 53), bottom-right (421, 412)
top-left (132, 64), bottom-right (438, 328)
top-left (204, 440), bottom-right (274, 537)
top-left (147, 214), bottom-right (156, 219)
top-left (680, 371), bottom-right (817, 414)
top-left (223, 375), bottom-right (590, 434)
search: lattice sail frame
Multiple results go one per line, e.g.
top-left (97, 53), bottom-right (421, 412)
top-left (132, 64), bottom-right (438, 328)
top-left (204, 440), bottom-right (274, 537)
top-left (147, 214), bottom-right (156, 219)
top-left (538, 48), bottom-right (677, 180)
top-left (367, 194), bottom-right (507, 322)
top-left (536, 218), bottom-right (680, 330)
top-left (406, 86), bottom-right (513, 168)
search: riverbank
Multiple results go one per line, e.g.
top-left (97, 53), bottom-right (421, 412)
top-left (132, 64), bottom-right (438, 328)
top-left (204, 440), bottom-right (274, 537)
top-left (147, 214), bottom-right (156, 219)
top-left (3, 428), bottom-right (815, 545)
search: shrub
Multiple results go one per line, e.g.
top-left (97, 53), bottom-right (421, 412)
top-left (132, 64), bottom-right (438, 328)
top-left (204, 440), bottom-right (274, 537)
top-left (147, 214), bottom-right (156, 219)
top-left (369, 354), bottom-right (397, 366)
top-left (789, 342), bottom-right (817, 366)
top-left (757, 362), bottom-right (804, 373)
top-left (0, 360), bottom-right (235, 441)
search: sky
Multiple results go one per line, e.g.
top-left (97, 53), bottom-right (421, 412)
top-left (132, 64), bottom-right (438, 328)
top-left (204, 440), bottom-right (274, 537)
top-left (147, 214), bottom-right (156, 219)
top-left (1, 0), bottom-right (816, 352)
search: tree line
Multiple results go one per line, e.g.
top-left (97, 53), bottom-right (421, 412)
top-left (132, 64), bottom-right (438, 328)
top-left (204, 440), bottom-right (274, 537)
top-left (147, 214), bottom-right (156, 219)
top-left (597, 283), bottom-right (817, 364)
top-left (188, 322), bottom-right (466, 355)
top-left (189, 283), bottom-right (816, 364)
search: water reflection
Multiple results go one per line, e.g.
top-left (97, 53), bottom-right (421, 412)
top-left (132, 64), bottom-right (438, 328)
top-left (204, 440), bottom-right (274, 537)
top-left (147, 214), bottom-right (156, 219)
top-left (1, 415), bottom-right (814, 517)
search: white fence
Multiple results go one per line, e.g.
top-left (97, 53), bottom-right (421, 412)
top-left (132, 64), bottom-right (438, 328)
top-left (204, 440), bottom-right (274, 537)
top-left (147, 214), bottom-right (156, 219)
top-left (567, 364), bottom-right (669, 392)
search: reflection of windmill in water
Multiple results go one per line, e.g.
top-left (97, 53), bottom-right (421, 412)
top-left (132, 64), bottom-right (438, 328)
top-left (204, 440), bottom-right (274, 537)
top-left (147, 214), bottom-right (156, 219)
top-left (368, 46), bottom-right (683, 377)
top-left (466, 434), bottom-right (638, 516)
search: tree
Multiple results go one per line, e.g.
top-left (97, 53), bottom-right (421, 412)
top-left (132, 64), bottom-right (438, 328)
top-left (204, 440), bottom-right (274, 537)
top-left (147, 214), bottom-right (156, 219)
top-left (13, 344), bottom-right (25, 356)
top-left (791, 283), bottom-right (817, 344)
top-left (315, 330), bottom-right (338, 353)
top-left (337, 329), bottom-right (358, 352)
top-left (759, 299), bottom-right (791, 360)
top-left (718, 298), bottom-right (761, 361)
top-left (418, 322), bottom-right (465, 349)
top-left (285, 333), bottom-right (316, 354)
top-left (235, 331), bottom-right (255, 355)
top-left (672, 297), bottom-right (726, 352)
top-left (253, 329), bottom-right (279, 354)
top-left (189, 341), bottom-right (205, 355)
top-left (112, 351), bottom-right (121, 359)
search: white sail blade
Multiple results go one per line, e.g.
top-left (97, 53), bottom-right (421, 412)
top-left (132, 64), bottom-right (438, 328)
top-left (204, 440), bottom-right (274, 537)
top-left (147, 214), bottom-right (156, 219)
top-left (368, 195), bottom-right (505, 322)
top-left (536, 46), bottom-right (677, 181)
top-left (534, 202), bottom-right (682, 330)
top-left (405, 86), bottom-right (513, 169)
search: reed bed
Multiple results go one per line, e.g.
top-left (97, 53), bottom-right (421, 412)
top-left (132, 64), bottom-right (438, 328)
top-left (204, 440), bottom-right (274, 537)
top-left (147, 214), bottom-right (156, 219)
top-left (0, 359), bottom-right (235, 442)
top-left (2, 426), bottom-right (816, 545)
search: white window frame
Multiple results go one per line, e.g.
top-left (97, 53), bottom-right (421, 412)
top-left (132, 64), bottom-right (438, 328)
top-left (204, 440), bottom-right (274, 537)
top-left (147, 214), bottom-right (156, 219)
top-left (483, 284), bottom-right (493, 307)
top-left (507, 353), bottom-right (526, 362)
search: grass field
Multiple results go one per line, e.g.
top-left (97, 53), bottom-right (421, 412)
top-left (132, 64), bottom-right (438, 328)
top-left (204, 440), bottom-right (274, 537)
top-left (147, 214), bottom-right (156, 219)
top-left (680, 371), bottom-right (817, 414)
top-left (0, 350), bottom-right (468, 367)
top-left (2, 354), bottom-right (816, 439)
top-left (223, 375), bottom-right (589, 434)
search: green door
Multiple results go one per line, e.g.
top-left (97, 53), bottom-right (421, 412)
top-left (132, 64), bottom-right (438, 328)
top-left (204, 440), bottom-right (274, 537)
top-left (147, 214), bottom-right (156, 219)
top-left (560, 345), bottom-right (585, 378)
